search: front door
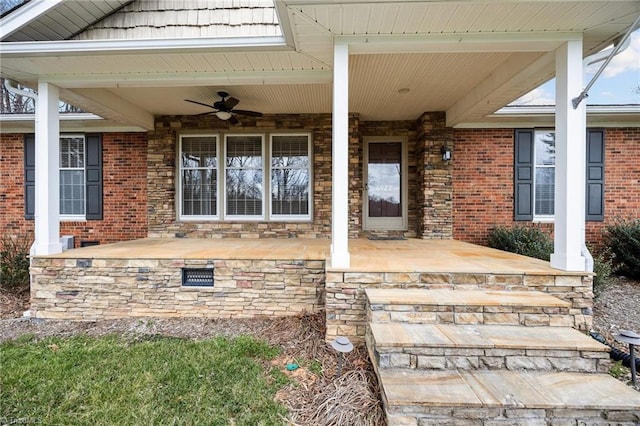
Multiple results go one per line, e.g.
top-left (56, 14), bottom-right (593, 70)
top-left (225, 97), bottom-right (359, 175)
top-left (363, 138), bottom-right (407, 230)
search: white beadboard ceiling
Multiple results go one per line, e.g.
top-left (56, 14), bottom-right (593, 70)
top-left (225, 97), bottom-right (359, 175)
top-left (1, 0), bottom-right (639, 128)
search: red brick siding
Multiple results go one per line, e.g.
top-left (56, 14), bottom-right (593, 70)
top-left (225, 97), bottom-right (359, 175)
top-left (586, 128), bottom-right (640, 247)
top-left (452, 128), bottom-right (640, 248)
top-left (0, 132), bottom-right (148, 246)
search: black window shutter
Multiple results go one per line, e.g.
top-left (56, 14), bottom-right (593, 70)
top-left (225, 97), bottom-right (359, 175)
top-left (85, 133), bottom-right (103, 220)
top-left (585, 129), bottom-right (605, 221)
top-left (514, 129), bottom-right (534, 220)
top-left (24, 134), bottom-right (35, 220)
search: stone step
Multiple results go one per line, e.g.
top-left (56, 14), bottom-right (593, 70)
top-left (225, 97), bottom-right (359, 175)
top-left (381, 369), bottom-right (640, 426)
top-left (367, 323), bottom-right (610, 373)
top-left (365, 288), bottom-right (573, 327)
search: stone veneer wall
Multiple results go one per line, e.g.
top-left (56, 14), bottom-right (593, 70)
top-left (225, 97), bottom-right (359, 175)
top-left (30, 257), bottom-right (325, 320)
top-left (417, 112), bottom-right (454, 239)
top-left (325, 271), bottom-right (593, 343)
top-left (148, 113), bottom-right (368, 239)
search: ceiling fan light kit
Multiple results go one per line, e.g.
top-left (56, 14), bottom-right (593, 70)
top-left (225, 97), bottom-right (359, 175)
top-left (215, 111), bottom-right (232, 120)
top-left (185, 91), bottom-right (263, 124)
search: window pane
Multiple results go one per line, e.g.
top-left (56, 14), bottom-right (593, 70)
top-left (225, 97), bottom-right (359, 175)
top-left (225, 135), bottom-right (263, 217)
top-left (271, 135), bottom-right (310, 216)
top-left (226, 136), bottom-right (262, 168)
top-left (535, 131), bottom-right (555, 166)
top-left (272, 169), bottom-right (309, 215)
top-left (60, 170), bottom-right (85, 215)
top-left (181, 136), bottom-right (217, 217)
top-left (182, 169), bottom-right (217, 216)
top-left (60, 137), bottom-right (84, 168)
top-left (535, 168), bottom-right (555, 216)
top-left (182, 137), bottom-right (216, 168)
top-left (226, 169), bottom-right (263, 216)
top-left (272, 135), bottom-right (309, 168)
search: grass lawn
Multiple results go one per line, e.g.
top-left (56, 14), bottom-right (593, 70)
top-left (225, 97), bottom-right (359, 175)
top-left (1, 334), bottom-right (289, 425)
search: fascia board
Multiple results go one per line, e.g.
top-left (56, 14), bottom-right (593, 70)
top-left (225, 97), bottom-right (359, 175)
top-left (0, 0), bottom-right (64, 40)
top-left (0, 36), bottom-right (290, 57)
top-left (274, 0), bottom-right (296, 49)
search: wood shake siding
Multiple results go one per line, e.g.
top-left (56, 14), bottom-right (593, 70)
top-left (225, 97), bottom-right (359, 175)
top-left (73, 0), bottom-right (281, 40)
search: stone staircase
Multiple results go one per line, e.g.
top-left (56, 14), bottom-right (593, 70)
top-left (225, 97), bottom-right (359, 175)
top-left (365, 288), bottom-right (640, 426)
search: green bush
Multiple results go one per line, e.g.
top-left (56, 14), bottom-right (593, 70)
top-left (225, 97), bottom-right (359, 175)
top-left (0, 233), bottom-right (32, 290)
top-left (487, 225), bottom-right (553, 261)
top-left (604, 219), bottom-right (640, 280)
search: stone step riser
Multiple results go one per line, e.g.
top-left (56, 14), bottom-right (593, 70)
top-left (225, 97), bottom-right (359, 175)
top-left (387, 408), bottom-right (640, 426)
top-left (367, 305), bottom-right (573, 327)
top-left (372, 347), bottom-right (611, 373)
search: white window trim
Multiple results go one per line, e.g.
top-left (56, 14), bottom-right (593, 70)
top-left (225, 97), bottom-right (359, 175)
top-left (223, 133), bottom-right (266, 221)
top-left (177, 134), bottom-right (220, 221)
top-left (59, 134), bottom-right (86, 221)
top-left (533, 129), bottom-right (555, 222)
top-left (177, 132), bottom-right (314, 222)
top-left (269, 133), bottom-right (313, 222)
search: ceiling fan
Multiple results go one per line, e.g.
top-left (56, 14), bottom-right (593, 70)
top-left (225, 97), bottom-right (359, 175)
top-left (185, 91), bottom-right (263, 124)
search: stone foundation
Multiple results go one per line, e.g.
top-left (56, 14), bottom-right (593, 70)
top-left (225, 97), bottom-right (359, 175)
top-left (30, 257), bottom-right (325, 320)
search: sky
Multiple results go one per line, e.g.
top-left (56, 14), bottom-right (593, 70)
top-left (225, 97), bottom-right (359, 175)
top-left (514, 29), bottom-right (640, 106)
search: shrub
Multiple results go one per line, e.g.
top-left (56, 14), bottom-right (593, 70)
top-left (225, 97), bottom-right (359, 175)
top-left (487, 225), bottom-right (553, 261)
top-left (591, 247), bottom-right (616, 299)
top-left (604, 219), bottom-right (640, 280)
top-left (0, 233), bottom-right (32, 290)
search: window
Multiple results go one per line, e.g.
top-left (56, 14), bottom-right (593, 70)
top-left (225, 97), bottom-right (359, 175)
top-left (514, 129), bottom-right (604, 222)
top-left (24, 133), bottom-right (102, 221)
top-left (225, 135), bottom-right (264, 218)
top-left (534, 130), bottom-right (555, 218)
top-left (270, 134), bottom-right (311, 218)
top-left (60, 136), bottom-right (85, 217)
top-left (177, 133), bottom-right (312, 221)
top-left (180, 135), bottom-right (218, 218)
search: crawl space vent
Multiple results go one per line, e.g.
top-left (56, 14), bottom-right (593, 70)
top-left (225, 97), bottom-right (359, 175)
top-left (182, 268), bottom-right (214, 287)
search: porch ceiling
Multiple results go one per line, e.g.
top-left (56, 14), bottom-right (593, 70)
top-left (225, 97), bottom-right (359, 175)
top-left (0, 1), bottom-right (638, 128)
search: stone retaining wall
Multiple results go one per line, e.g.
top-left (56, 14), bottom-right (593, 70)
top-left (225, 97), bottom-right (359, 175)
top-left (325, 271), bottom-right (593, 343)
top-left (30, 257), bottom-right (325, 320)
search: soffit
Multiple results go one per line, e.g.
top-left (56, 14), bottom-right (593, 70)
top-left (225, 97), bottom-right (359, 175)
top-left (1, 1), bottom-right (638, 126)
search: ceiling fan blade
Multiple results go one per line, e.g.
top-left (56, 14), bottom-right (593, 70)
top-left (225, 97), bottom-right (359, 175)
top-left (196, 111), bottom-right (216, 117)
top-left (228, 115), bottom-right (239, 125)
top-left (185, 99), bottom-right (214, 109)
top-left (232, 109), bottom-right (263, 117)
top-left (223, 96), bottom-right (240, 110)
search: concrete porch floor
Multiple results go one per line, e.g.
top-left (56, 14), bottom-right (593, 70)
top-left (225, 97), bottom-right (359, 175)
top-left (47, 238), bottom-right (578, 276)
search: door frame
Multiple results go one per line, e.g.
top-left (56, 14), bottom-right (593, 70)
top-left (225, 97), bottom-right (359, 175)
top-left (362, 136), bottom-right (408, 231)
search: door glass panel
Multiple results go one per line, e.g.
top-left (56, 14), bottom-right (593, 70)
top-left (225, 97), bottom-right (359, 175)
top-left (368, 142), bottom-right (401, 218)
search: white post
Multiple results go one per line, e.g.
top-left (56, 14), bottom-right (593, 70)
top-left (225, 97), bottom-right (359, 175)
top-left (551, 39), bottom-right (586, 271)
top-left (330, 40), bottom-right (351, 268)
top-left (31, 81), bottom-right (62, 256)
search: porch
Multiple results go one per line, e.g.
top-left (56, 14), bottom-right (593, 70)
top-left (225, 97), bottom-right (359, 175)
top-left (29, 238), bottom-right (592, 343)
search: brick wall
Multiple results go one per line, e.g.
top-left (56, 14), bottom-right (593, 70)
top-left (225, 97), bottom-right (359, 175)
top-left (452, 127), bottom-right (640, 248)
top-left (0, 132), bottom-right (148, 246)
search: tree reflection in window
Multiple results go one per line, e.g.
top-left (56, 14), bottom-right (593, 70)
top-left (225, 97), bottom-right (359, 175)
top-left (226, 135), bottom-right (263, 216)
top-left (271, 135), bottom-right (310, 216)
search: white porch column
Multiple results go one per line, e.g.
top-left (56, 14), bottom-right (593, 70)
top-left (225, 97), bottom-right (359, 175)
top-left (550, 39), bottom-right (586, 271)
top-left (31, 81), bottom-right (62, 256)
top-left (330, 40), bottom-right (351, 268)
